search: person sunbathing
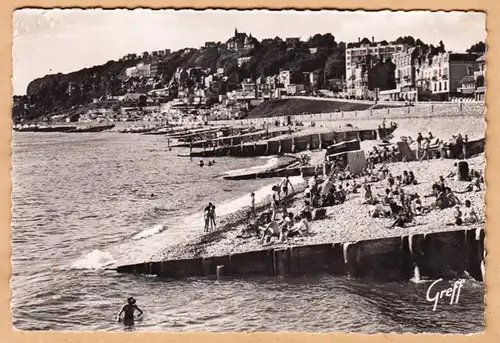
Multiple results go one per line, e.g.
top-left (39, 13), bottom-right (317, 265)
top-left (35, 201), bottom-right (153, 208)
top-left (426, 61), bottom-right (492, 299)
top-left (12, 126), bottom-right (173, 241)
top-left (408, 171), bottom-right (417, 185)
top-left (389, 200), bottom-right (403, 217)
top-left (260, 220), bottom-right (281, 244)
top-left (461, 176), bottom-right (482, 193)
top-left (388, 209), bottom-right (415, 228)
top-left (445, 187), bottom-right (461, 206)
top-left (369, 202), bottom-right (390, 218)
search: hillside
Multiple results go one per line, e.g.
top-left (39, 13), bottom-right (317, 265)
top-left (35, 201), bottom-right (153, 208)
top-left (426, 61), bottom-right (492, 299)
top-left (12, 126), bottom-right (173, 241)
top-left (13, 34), bottom-right (465, 122)
top-left (246, 98), bottom-right (374, 118)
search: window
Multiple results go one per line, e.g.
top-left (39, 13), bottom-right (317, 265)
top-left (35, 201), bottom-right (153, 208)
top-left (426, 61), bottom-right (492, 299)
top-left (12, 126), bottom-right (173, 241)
top-left (439, 82), bottom-right (442, 91)
top-left (444, 82), bottom-right (447, 91)
top-left (434, 83), bottom-right (437, 91)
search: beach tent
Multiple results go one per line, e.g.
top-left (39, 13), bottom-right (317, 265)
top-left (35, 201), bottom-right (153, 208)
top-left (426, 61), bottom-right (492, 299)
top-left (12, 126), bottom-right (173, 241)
top-left (326, 150), bottom-right (366, 176)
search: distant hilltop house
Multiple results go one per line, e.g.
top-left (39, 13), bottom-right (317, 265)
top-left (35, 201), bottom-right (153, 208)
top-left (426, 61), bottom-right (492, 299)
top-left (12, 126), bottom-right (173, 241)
top-left (237, 56), bottom-right (252, 67)
top-left (226, 28), bottom-right (258, 51)
top-left (204, 41), bottom-right (218, 49)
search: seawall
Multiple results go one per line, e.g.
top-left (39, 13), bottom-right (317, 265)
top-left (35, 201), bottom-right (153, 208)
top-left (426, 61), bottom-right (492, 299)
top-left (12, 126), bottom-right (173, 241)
top-left (210, 102), bottom-right (485, 127)
top-left (116, 227), bottom-right (485, 282)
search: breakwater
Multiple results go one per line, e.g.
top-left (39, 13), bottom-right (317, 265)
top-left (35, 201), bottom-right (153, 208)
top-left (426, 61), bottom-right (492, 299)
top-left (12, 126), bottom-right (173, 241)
top-left (183, 128), bottom-right (377, 158)
top-left (117, 227), bottom-right (485, 282)
top-left (173, 128), bottom-right (290, 148)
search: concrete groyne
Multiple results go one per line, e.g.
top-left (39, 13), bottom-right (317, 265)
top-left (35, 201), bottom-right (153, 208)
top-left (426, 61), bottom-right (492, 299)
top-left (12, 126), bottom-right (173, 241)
top-left (182, 129), bottom-right (378, 158)
top-left (117, 228), bottom-right (485, 282)
top-left (173, 128), bottom-right (290, 148)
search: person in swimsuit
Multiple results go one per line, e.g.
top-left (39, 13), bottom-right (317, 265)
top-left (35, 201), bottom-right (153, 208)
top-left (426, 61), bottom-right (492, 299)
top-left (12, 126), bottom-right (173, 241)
top-left (250, 192), bottom-right (256, 220)
top-left (117, 297), bottom-right (143, 323)
top-left (209, 204), bottom-right (217, 230)
top-left (280, 175), bottom-right (294, 198)
top-left (203, 202), bottom-right (212, 231)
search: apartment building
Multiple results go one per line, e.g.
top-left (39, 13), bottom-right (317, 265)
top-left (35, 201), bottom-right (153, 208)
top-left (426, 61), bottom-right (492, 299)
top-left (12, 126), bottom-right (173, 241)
top-left (415, 52), bottom-right (480, 101)
top-left (125, 63), bottom-right (151, 78)
top-left (150, 61), bottom-right (170, 76)
top-left (345, 38), bottom-right (404, 98)
top-left (474, 54), bottom-right (486, 101)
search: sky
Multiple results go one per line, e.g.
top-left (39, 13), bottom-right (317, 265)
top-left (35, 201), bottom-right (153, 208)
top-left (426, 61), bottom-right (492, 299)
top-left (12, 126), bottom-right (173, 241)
top-left (12, 9), bottom-right (486, 95)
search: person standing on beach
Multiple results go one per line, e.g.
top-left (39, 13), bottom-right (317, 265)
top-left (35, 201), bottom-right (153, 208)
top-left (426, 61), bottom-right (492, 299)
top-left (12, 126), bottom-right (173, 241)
top-left (416, 133), bottom-right (424, 159)
top-left (280, 175), bottom-right (295, 199)
top-left (419, 138), bottom-right (431, 162)
top-left (463, 134), bottom-right (469, 159)
top-left (204, 203), bottom-right (212, 231)
top-left (271, 186), bottom-right (280, 220)
top-left (209, 204), bottom-right (217, 230)
top-left (250, 192), bottom-right (256, 220)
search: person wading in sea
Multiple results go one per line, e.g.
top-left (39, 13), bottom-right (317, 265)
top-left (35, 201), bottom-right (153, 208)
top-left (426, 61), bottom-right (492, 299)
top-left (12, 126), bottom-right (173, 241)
top-left (117, 297), bottom-right (143, 324)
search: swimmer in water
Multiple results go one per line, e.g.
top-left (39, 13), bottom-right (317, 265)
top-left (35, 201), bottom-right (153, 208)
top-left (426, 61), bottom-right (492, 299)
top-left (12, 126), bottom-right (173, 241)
top-left (117, 297), bottom-right (143, 323)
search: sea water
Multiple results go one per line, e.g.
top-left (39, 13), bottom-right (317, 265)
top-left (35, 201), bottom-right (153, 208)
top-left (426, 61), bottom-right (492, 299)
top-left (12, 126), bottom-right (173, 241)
top-left (11, 131), bottom-right (484, 332)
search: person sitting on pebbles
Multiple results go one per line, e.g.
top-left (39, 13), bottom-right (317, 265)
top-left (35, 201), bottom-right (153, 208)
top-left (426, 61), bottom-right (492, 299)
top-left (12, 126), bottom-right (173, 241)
top-left (450, 205), bottom-right (463, 226)
top-left (334, 185), bottom-right (347, 204)
top-left (301, 200), bottom-right (313, 221)
top-left (388, 208), bottom-right (415, 229)
top-left (363, 184), bottom-right (376, 205)
top-left (463, 200), bottom-right (480, 224)
top-left (259, 219), bottom-right (281, 244)
top-left (288, 213), bottom-right (311, 237)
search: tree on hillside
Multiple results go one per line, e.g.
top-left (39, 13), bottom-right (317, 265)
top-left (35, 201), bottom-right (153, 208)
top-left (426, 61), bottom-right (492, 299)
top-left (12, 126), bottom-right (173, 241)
top-left (467, 41), bottom-right (486, 54)
top-left (307, 33), bottom-right (337, 49)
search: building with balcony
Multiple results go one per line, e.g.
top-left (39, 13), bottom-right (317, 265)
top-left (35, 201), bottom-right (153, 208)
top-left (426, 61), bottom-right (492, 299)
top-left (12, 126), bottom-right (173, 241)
top-left (416, 52), bottom-right (481, 101)
top-left (474, 54), bottom-right (486, 101)
top-left (345, 37), bottom-right (404, 98)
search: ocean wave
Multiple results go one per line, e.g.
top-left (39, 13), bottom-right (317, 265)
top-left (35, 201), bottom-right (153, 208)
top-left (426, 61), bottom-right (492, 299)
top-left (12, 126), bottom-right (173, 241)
top-left (69, 250), bottom-right (116, 270)
top-left (132, 223), bottom-right (168, 240)
top-left (223, 157), bottom-right (279, 177)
